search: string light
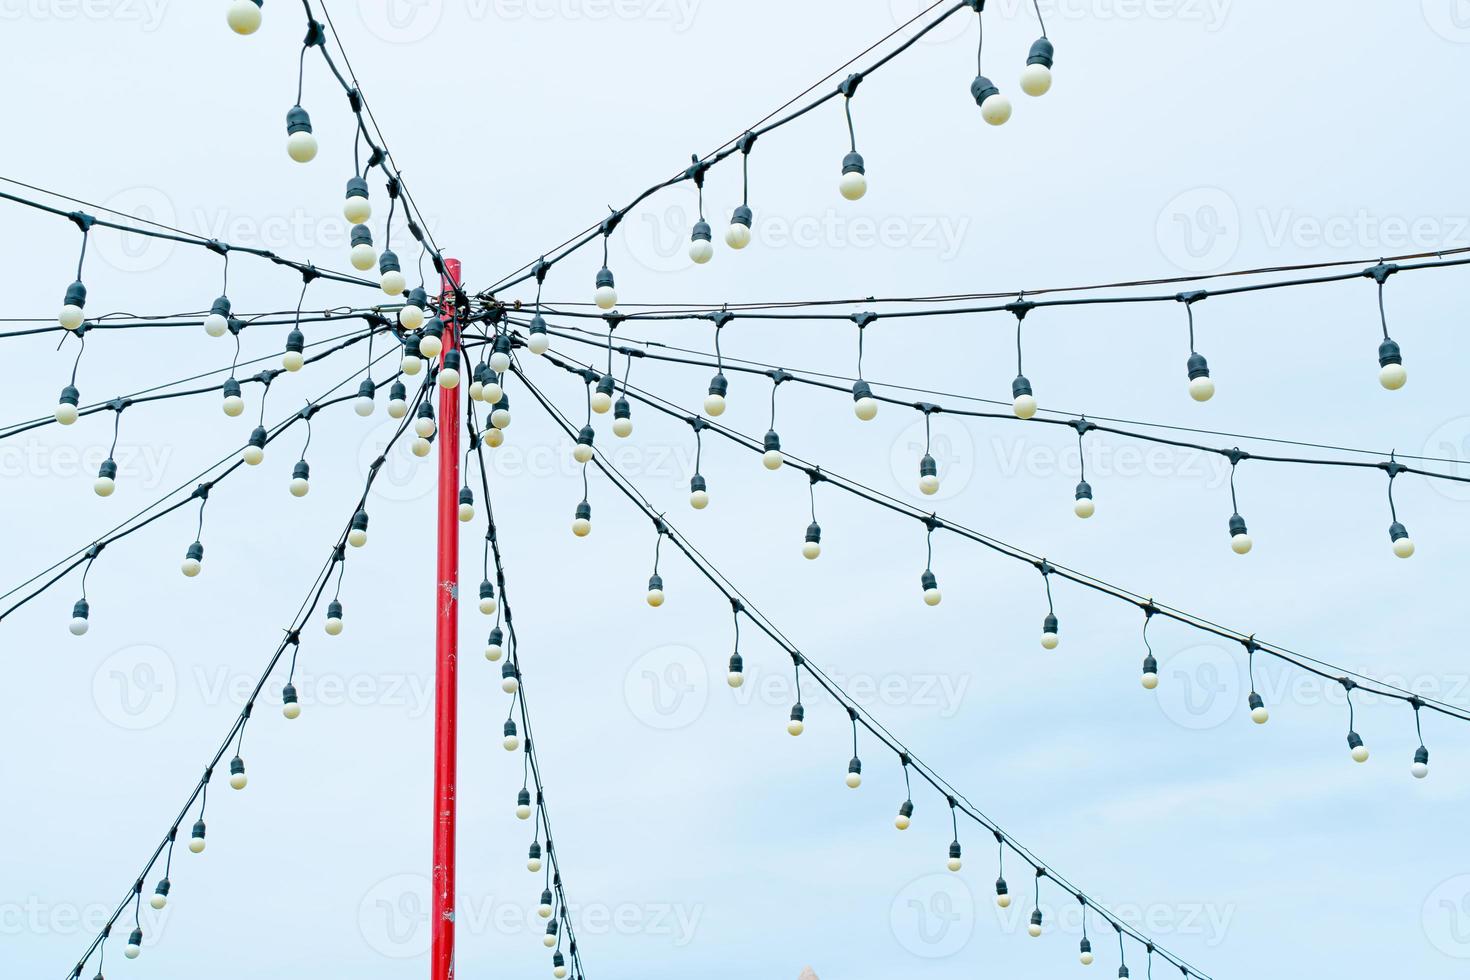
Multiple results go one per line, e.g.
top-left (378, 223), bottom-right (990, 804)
top-left (387, 380), bottom-right (409, 419)
top-left (947, 799), bottom-right (963, 871)
top-left (647, 526), bottom-right (666, 607)
top-left (485, 626), bottom-right (505, 661)
top-left (1411, 699), bottom-right (1430, 779)
top-left (845, 708), bottom-right (863, 788)
top-left (348, 509), bottom-right (369, 547)
top-left (343, 175), bottom-right (372, 225)
top-left (726, 133), bottom-right (756, 249)
top-left (1225, 451), bottom-right (1253, 555)
top-left (686, 157), bottom-right (714, 265)
top-left (226, 0), bottom-right (263, 35)
top-left (837, 75), bottom-right (868, 201)
top-left (350, 225), bottom-right (376, 271)
top-left (1009, 300), bottom-right (1037, 419)
top-left (894, 756), bottom-right (914, 830)
top-left (1028, 869), bottom-right (1046, 937)
top-left (205, 295), bottom-right (233, 338)
top-left (1369, 262), bottom-right (1407, 390)
top-left (728, 601), bottom-right (745, 688)
top-left (803, 473), bottom-right (823, 559)
top-left (503, 719), bottom-right (520, 751)
top-left (969, 2), bottom-right (1013, 125)
top-left (1039, 563), bottom-right (1059, 649)
top-left (921, 519), bottom-right (943, 607)
top-left (1342, 679), bottom-right (1370, 764)
top-left (1140, 607), bottom-right (1159, 690)
top-left (1384, 456), bottom-right (1415, 558)
top-left (1179, 292), bottom-right (1215, 402)
top-left (1074, 420), bottom-right (1096, 518)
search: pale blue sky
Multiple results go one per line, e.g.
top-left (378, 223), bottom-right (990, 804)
top-left (4, 2), bottom-right (1470, 978)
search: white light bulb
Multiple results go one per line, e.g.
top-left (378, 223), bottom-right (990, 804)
top-left (414, 417), bottom-right (437, 439)
top-left (1041, 632), bottom-right (1060, 650)
top-left (1379, 363), bottom-right (1407, 390)
top-left (554, 967), bottom-right (568, 979)
top-left (1013, 394), bottom-right (1037, 419)
top-left (491, 408), bottom-right (512, 429)
top-left (150, 893), bottom-right (168, 911)
top-left (1141, 672), bottom-right (1159, 690)
top-left (289, 477), bottom-right (310, 497)
top-left (528, 857), bottom-right (543, 872)
top-left (1231, 533), bottom-right (1253, 555)
top-left (504, 735), bottom-right (521, 751)
top-left (344, 197), bottom-right (372, 226)
top-left (572, 517), bottom-right (591, 537)
top-left (612, 417), bottom-right (633, 438)
top-left (981, 93), bottom-right (1013, 126)
top-left (996, 894), bottom-right (1011, 909)
top-left (845, 772), bottom-right (862, 789)
top-left (538, 903), bottom-right (553, 919)
top-left (895, 814), bottom-right (911, 831)
top-left (854, 397), bottom-right (878, 421)
top-left (94, 476), bottom-right (115, 497)
top-left (1189, 376), bottom-right (1216, 402)
top-left (243, 445), bottom-right (264, 466)
top-left (479, 596), bottom-right (497, 615)
top-left (189, 838), bottom-right (206, 854)
top-left (727, 671), bottom-right (745, 688)
top-left (348, 528), bottom-right (368, 548)
top-left (282, 702), bottom-right (301, 720)
top-left (703, 393), bottom-right (726, 417)
top-left (381, 269), bottom-right (407, 296)
top-left (516, 803), bottom-right (532, 820)
top-left (725, 222), bottom-right (752, 249)
top-left (919, 474), bottom-right (940, 496)
top-left (690, 490), bottom-right (710, 510)
top-left (458, 502), bottom-right (475, 522)
top-left (226, 0), bottom-right (262, 34)
top-left (325, 617), bottom-right (343, 636)
top-left (1250, 705), bottom-right (1270, 725)
top-left (490, 350), bottom-right (511, 374)
top-left (485, 643), bottom-right (503, 662)
top-left (401, 354), bottom-right (423, 376)
top-left (282, 351), bottom-right (304, 373)
top-left (69, 617), bottom-right (90, 636)
top-left (350, 244), bottom-right (377, 271)
top-left (438, 368), bottom-right (461, 390)
top-left (204, 313), bottom-right (229, 337)
top-left (354, 396), bottom-right (375, 417)
top-left (595, 285), bottom-right (618, 310)
top-left (646, 589), bottom-right (665, 608)
top-left (787, 719), bottom-right (805, 736)
top-left (59, 305), bottom-right (85, 331)
top-left (1412, 761), bottom-right (1430, 779)
top-left (418, 333), bottom-right (442, 359)
top-left (802, 542), bottom-right (821, 560)
top-left (411, 438), bottom-right (432, 458)
top-left (483, 427), bottom-right (504, 449)
top-left (923, 588), bottom-right (942, 607)
top-left (839, 171), bottom-right (868, 201)
top-left (946, 858), bottom-right (963, 873)
top-left (229, 771), bottom-right (248, 790)
top-left (528, 332), bottom-right (550, 355)
top-left (55, 404), bottom-right (78, 425)
top-left (400, 306), bottom-right (426, 332)
top-left (762, 450), bottom-right (784, 471)
top-left (1074, 498), bottom-right (1095, 519)
top-left (689, 238), bottom-right (714, 264)
top-left (1080, 951), bottom-right (1095, 966)
top-left (223, 395), bottom-right (245, 417)
top-left (125, 942), bottom-right (142, 959)
top-left (181, 558), bottom-right (202, 578)
top-left (572, 444), bottom-right (593, 464)
top-left (1393, 536), bottom-right (1416, 559)
top-left (1027, 923), bottom-right (1043, 938)
top-left (590, 391), bottom-right (613, 414)
top-left (1351, 745), bottom-right (1370, 764)
top-left (388, 398), bottom-right (408, 420)
top-left (286, 131), bottom-right (318, 163)
top-left (1020, 63), bottom-right (1052, 97)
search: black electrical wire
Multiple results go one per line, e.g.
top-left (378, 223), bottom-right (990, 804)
top-left (61, 378), bottom-right (431, 980)
top-left (524, 344), bottom-right (1470, 727)
top-left (514, 362), bottom-right (1213, 980)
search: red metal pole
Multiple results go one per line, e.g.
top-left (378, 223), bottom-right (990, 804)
top-left (432, 257), bottom-right (462, 980)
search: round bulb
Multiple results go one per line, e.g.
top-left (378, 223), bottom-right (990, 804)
top-left (703, 393), bottom-right (726, 417)
top-left (289, 478), bottom-right (310, 497)
top-left (1141, 672), bottom-right (1159, 690)
top-left (504, 736), bottom-right (520, 751)
top-left (243, 446), bottom-right (264, 466)
top-left (612, 418), bottom-right (633, 438)
top-left (181, 558), bottom-right (201, 578)
top-left (1080, 951), bottom-right (1095, 966)
top-left (689, 239), bottom-right (714, 264)
top-left (1041, 632), bottom-right (1060, 650)
top-left (646, 589), bottom-right (665, 608)
top-left (381, 270), bottom-right (407, 296)
top-left (1073, 498), bottom-right (1095, 519)
top-left (946, 858), bottom-right (962, 873)
top-left (573, 444), bottom-right (594, 464)
top-left (417, 332), bottom-right (441, 358)
top-left (55, 404), bottom-right (78, 425)
top-left (283, 702), bottom-right (301, 720)
top-left (919, 475), bottom-right (940, 496)
top-left (727, 672), bottom-right (745, 688)
top-left (1013, 394), bottom-right (1037, 419)
top-left (854, 397), bottom-right (878, 421)
top-left (1393, 537), bottom-right (1416, 559)
top-left (1020, 63), bottom-right (1052, 97)
top-left (485, 644), bottom-right (503, 662)
top-left (350, 244), bottom-right (377, 271)
top-left (204, 313), bottom-right (229, 337)
top-left (1027, 924), bottom-right (1043, 938)
top-left (94, 476), bottom-right (115, 497)
top-left (1189, 376), bottom-right (1216, 402)
top-left (188, 838), bottom-right (206, 854)
top-left (516, 804), bottom-right (532, 820)
top-left (411, 438), bottom-right (432, 458)
top-left (458, 502), bottom-right (475, 522)
top-left (528, 858), bottom-right (542, 872)
top-left (1412, 761), bottom-right (1430, 779)
top-left (572, 517), bottom-right (592, 537)
top-left (1379, 363), bottom-right (1407, 390)
top-left (595, 285), bottom-right (618, 310)
top-left (343, 197), bottom-right (372, 225)
top-left (229, 772), bottom-right (248, 790)
top-left (69, 617), bottom-right (90, 636)
top-left (1351, 745), bottom-right (1370, 763)
top-left (414, 418), bottom-right (437, 439)
top-left (996, 894), bottom-right (1011, 909)
top-left (438, 368), bottom-right (461, 390)
top-left (223, 396), bottom-right (245, 417)
top-left (125, 943), bottom-right (142, 959)
top-left (491, 408), bottom-right (512, 429)
top-left (590, 392), bottom-right (613, 414)
top-left (490, 351), bottom-right (512, 373)
top-left (923, 588), bottom-right (942, 607)
top-left (59, 305), bottom-right (85, 331)
top-left (354, 396), bottom-right (375, 417)
top-left (226, 0), bottom-right (262, 34)
top-left (787, 719), bottom-right (804, 737)
top-left (1231, 533), bottom-right (1253, 555)
top-left (839, 171), bottom-right (868, 201)
top-left (479, 597), bottom-right (497, 615)
top-left (286, 131), bottom-right (318, 163)
top-left (981, 93), bottom-right (1013, 126)
top-left (802, 542), bottom-right (821, 560)
top-left (845, 772), bottom-right (862, 789)
top-left (482, 428), bottom-right (504, 449)
top-left (149, 893), bottom-right (168, 911)
top-left (894, 815), bottom-right (910, 831)
top-left (402, 355), bottom-right (423, 376)
top-left (762, 450), bottom-right (784, 471)
top-left (725, 223), bottom-right (752, 249)
top-left (690, 490), bottom-right (710, 510)
top-left (388, 399), bottom-right (408, 420)
top-left (528, 333), bottom-right (550, 355)
top-left (1250, 705), bottom-right (1270, 725)
top-left (325, 617), bottom-right (343, 636)
top-left (282, 351), bottom-right (304, 373)
top-left (348, 529), bottom-right (368, 548)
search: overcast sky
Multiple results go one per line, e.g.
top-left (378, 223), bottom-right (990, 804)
top-left (4, 2), bottom-right (1470, 978)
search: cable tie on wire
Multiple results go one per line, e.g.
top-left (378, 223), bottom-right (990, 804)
top-left (915, 401), bottom-right (939, 415)
top-left (992, 829), bottom-right (1004, 843)
top-left (1381, 456), bottom-right (1409, 479)
top-left (600, 210), bottom-right (624, 237)
top-left (1176, 289), bottom-right (1209, 305)
top-left (964, 0), bottom-right (986, 11)
top-left (708, 310), bottom-right (735, 329)
top-left (346, 87), bottom-right (363, 113)
top-left (387, 177), bottom-right (402, 200)
top-left (1005, 299), bottom-right (1035, 319)
top-left (807, 467), bottom-right (826, 485)
top-left (838, 72), bottom-right (864, 97)
top-left (924, 514), bottom-right (944, 532)
top-left (302, 19), bottom-right (324, 45)
top-left (1339, 677), bottom-right (1357, 692)
top-left (852, 311), bottom-right (879, 329)
top-left (730, 598), bottom-right (744, 614)
top-left (686, 154), bottom-right (711, 185)
top-left (66, 210), bottom-right (96, 233)
top-left (190, 483), bottom-right (212, 501)
top-left (1225, 447), bottom-right (1251, 466)
top-left (1072, 417), bottom-right (1096, 435)
top-left (533, 257), bottom-right (550, 283)
top-left (300, 403), bottom-right (320, 421)
top-left (285, 629), bottom-right (302, 646)
top-left (689, 417), bottom-right (708, 434)
top-left (410, 221), bottom-right (425, 244)
top-left (790, 651), bottom-right (805, 668)
top-left (1242, 635), bottom-right (1259, 653)
top-left (204, 239), bottom-right (229, 257)
top-left (769, 368), bottom-right (794, 386)
top-left (300, 264), bottom-right (320, 285)
top-left (85, 542), bottom-right (105, 560)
